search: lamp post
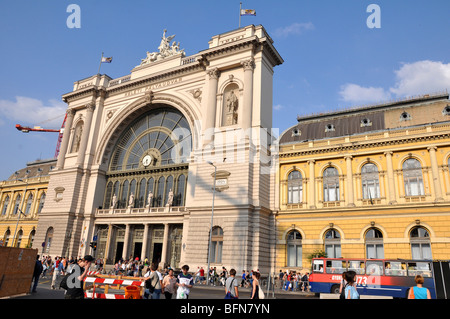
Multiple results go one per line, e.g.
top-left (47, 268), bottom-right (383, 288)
top-left (206, 161), bottom-right (216, 286)
top-left (12, 178), bottom-right (28, 247)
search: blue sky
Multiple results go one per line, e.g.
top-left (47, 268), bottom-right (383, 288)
top-left (1, 0), bottom-right (449, 180)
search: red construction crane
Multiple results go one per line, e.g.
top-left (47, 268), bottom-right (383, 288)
top-left (15, 113), bottom-right (68, 158)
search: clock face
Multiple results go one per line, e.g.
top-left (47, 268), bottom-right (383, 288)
top-left (142, 155), bottom-right (152, 167)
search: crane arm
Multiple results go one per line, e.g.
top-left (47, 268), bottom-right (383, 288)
top-left (15, 124), bottom-right (61, 133)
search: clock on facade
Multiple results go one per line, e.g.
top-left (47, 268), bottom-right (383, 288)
top-left (142, 155), bottom-right (152, 167)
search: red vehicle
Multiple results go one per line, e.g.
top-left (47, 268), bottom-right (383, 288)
top-left (308, 257), bottom-right (449, 299)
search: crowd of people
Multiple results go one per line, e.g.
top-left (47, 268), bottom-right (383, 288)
top-left (31, 254), bottom-right (313, 299)
top-left (277, 270), bottom-right (310, 292)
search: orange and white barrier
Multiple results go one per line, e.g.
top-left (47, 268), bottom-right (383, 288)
top-left (83, 276), bottom-right (144, 299)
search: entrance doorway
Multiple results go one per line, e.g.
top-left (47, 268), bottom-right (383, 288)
top-left (133, 242), bottom-right (142, 260)
top-left (152, 243), bottom-right (162, 265)
top-left (115, 242), bottom-right (124, 263)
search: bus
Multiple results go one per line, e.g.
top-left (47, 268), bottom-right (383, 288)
top-left (308, 258), bottom-right (450, 299)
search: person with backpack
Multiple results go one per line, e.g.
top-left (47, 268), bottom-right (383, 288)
top-left (343, 270), bottom-right (360, 299)
top-left (62, 255), bottom-right (94, 299)
top-left (224, 269), bottom-right (239, 299)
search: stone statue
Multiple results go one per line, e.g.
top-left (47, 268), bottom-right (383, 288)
top-left (166, 189), bottom-right (174, 207)
top-left (111, 193), bottom-right (117, 209)
top-left (225, 90), bottom-right (239, 125)
top-left (146, 191), bottom-right (153, 208)
top-left (139, 29), bottom-right (185, 66)
top-left (73, 125), bottom-right (83, 152)
top-left (128, 193), bottom-right (135, 208)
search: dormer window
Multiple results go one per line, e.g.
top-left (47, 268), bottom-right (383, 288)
top-left (292, 128), bottom-right (301, 137)
top-left (361, 118), bottom-right (372, 127)
top-left (400, 111), bottom-right (412, 121)
top-left (442, 105), bottom-right (450, 116)
top-left (325, 124), bottom-right (335, 132)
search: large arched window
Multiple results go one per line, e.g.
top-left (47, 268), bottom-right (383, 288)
top-left (288, 170), bottom-right (302, 204)
top-left (104, 107), bottom-right (191, 210)
top-left (410, 226), bottom-right (432, 260)
top-left (44, 227), bottom-right (54, 253)
top-left (323, 167), bottom-right (340, 202)
top-left (3, 229), bottom-right (11, 247)
top-left (361, 163), bottom-right (380, 199)
top-left (25, 193), bottom-right (33, 215)
top-left (365, 228), bottom-right (384, 259)
top-left (1, 195), bottom-right (9, 215)
top-left (287, 230), bottom-right (302, 267)
top-left (37, 193), bottom-right (46, 214)
top-left (209, 226), bottom-right (223, 263)
top-left (13, 195), bottom-right (21, 215)
top-left (403, 158), bottom-right (424, 196)
top-left (324, 229), bottom-right (341, 258)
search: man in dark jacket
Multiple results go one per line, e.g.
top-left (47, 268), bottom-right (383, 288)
top-left (31, 254), bottom-right (43, 293)
top-left (65, 255), bottom-right (94, 299)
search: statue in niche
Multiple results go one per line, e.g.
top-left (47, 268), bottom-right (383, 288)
top-left (111, 193), bottom-right (117, 209)
top-left (128, 193), bottom-right (135, 208)
top-left (72, 124), bottom-right (83, 153)
top-left (166, 189), bottom-right (174, 207)
top-left (225, 90), bottom-right (239, 125)
top-left (146, 191), bottom-right (153, 208)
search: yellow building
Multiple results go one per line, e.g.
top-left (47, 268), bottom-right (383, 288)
top-left (0, 159), bottom-right (55, 250)
top-left (277, 92), bottom-right (450, 272)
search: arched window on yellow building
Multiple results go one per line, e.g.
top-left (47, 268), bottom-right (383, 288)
top-left (403, 158), bottom-right (424, 196)
top-left (1, 195), bottom-right (9, 215)
top-left (361, 163), bottom-right (380, 199)
top-left (323, 167), bottom-right (339, 202)
top-left (286, 230), bottom-right (302, 267)
top-left (410, 226), bottom-right (432, 260)
top-left (365, 228), bottom-right (384, 259)
top-left (287, 170), bottom-right (302, 204)
top-left (324, 229), bottom-right (341, 258)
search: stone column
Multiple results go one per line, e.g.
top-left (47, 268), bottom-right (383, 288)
top-left (345, 156), bottom-right (355, 206)
top-left (241, 59), bottom-right (255, 136)
top-left (204, 68), bottom-right (220, 146)
top-left (76, 103), bottom-right (95, 166)
top-left (308, 160), bottom-right (316, 209)
top-left (159, 223), bottom-right (170, 269)
top-left (141, 224), bottom-right (149, 262)
top-left (104, 224), bottom-right (113, 263)
top-left (56, 109), bottom-right (75, 170)
top-left (123, 224), bottom-right (131, 260)
top-left (428, 146), bottom-right (444, 201)
top-left (384, 151), bottom-right (397, 204)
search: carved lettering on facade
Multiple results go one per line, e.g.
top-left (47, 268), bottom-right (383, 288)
top-left (124, 78), bottom-right (182, 97)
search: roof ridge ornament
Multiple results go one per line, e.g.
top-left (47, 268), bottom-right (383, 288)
top-left (139, 29), bottom-right (185, 66)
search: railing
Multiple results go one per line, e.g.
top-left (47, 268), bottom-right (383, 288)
top-left (96, 206), bottom-right (187, 216)
top-left (108, 75), bottom-right (132, 87)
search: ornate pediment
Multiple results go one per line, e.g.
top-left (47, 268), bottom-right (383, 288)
top-left (139, 29), bottom-right (185, 66)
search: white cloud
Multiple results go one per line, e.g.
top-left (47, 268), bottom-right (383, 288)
top-left (390, 60), bottom-right (450, 96)
top-left (339, 60), bottom-right (450, 104)
top-left (0, 96), bottom-right (67, 128)
top-left (274, 104), bottom-right (284, 111)
top-left (273, 22), bottom-right (314, 38)
top-left (339, 84), bottom-right (391, 104)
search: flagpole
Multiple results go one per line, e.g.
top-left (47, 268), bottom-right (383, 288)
top-left (98, 52), bottom-right (104, 74)
top-left (239, 2), bottom-right (242, 28)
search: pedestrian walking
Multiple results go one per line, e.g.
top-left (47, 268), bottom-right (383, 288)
top-left (31, 254), bottom-right (43, 293)
top-left (64, 255), bottom-right (94, 299)
top-left (162, 268), bottom-right (177, 299)
top-left (51, 257), bottom-right (64, 289)
top-left (250, 272), bottom-right (263, 299)
top-left (408, 275), bottom-right (431, 299)
top-left (343, 271), bottom-right (360, 299)
top-left (143, 263), bottom-right (163, 299)
top-left (177, 265), bottom-right (194, 299)
top-left (224, 268), bottom-right (239, 299)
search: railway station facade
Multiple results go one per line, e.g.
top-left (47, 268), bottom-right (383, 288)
top-left (32, 25), bottom-right (283, 273)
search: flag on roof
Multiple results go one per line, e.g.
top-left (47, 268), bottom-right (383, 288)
top-left (240, 9), bottom-right (256, 16)
top-left (101, 56), bottom-right (113, 63)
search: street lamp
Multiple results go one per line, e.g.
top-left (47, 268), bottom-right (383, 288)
top-left (12, 178), bottom-right (28, 247)
top-left (206, 161), bottom-right (216, 286)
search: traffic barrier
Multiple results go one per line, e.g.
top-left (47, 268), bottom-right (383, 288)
top-left (84, 275), bottom-right (144, 299)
